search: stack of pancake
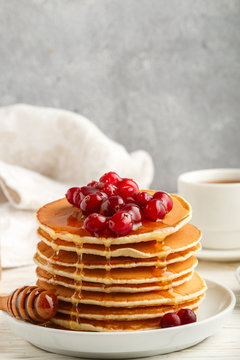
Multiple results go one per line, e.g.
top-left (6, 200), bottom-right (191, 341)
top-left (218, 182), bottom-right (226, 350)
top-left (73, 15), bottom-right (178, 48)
top-left (34, 192), bottom-right (206, 331)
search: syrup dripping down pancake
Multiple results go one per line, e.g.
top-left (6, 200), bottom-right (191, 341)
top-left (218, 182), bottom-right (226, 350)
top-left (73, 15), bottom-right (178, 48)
top-left (34, 254), bottom-right (198, 284)
top-left (38, 223), bottom-right (201, 259)
top-left (37, 272), bottom-right (206, 307)
top-left (36, 267), bottom-right (194, 293)
top-left (56, 294), bottom-right (205, 320)
top-left (36, 193), bottom-right (191, 246)
top-left (36, 240), bottom-right (201, 269)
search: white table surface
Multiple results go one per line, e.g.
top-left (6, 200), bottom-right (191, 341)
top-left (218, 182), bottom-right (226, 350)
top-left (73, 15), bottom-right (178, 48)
top-left (0, 260), bottom-right (240, 360)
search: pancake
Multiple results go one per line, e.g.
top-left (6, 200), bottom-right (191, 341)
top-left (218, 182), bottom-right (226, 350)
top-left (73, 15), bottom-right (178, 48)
top-left (36, 240), bottom-right (201, 269)
top-left (38, 223), bottom-right (201, 260)
top-left (52, 307), bottom-right (200, 331)
top-left (36, 267), bottom-right (194, 293)
top-left (37, 193), bottom-right (191, 246)
top-left (34, 254), bottom-right (198, 284)
top-left (56, 294), bottom-right (205, 320)
top-left (37, 272), bottom-right (206, 307)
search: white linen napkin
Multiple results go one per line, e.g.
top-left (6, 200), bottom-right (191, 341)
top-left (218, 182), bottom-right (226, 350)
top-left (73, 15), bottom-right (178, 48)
top-left (0, 104), bottom-right (154, 268)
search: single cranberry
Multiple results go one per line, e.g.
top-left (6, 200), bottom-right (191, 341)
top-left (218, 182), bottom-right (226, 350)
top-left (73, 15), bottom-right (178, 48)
top-left (87, 180), bottom-right (99, 187)
top-left (77, 186), bottom-right (104, 206)
top-left (79, 185), bottom-right (98, 197)
top-left (65, 187), bottom-right (79, 205)
top-left (73, 188), bottom-right (83, 207)
top-left (102, 195), bottom-right (124, 216)
top-left (161, 312), bottom-right (181, 328)
top-left (108, 211), bottom-right (133, 236)
top-left (80, 193), bottom-right (104, 215)
top-left (121, 204), bottom-right (142, 223)
top-left (118, 186), bottom-right (137, 200)
top-left (119, 178), bottom-right (139, 191)
top-left (153, 191), bottom-right (173, 213)
top-left (96, 182), bottom-right (118, 197)
top-left (134, 191), bottom-right (152, 208)
top-left (177, 309), bottom-right (197, 325)
top-left (143, 199), bottom-right (166, 221)
top-left (99, 171), bottom-right (122, 186)
top-left (84, 213), bottom-right (107, 234)
top-left (124, 196), bottom-right (137, 204)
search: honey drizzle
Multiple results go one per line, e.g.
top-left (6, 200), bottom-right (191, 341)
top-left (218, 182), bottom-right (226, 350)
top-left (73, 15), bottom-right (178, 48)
top-left (46, 242), bottom-right (59, 283)
top-left (70, 242), bottom-right (83, 328)
top-left (105, 245), bottom-right (112, 284)
top-left (154, 238), bottom-right (174, 296)
top-left (103, 243), bottom-right (113, 332)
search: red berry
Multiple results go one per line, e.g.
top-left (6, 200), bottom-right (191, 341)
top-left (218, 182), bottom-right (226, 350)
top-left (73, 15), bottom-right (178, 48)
top-left (84, 213), bottom-right (107, 235)
top-left (121, 204), bottom-right (142, 223)
top-left (119, 178), bottom-right (139, 191)
top-left (99, 171), bottom-right (122, 186)
top-left (80, 193), bottom-right (104, 215)
top-left (72, 186), bottom-right (97, 208)
top-left (161, 312), bottom-right (181, 328)
top-left (102, 195), bottom-right (124, 216)
top-left (87, 181), bottom-right (99, 187)
top-left (118, 186), bottom-right (137, 200)
top-left (65, 187), bottom-right (79, 205)
top-left (143, 199), bottom-right (166, 221)
top-left (124, 196), bottom-right (137, 204)
top-left (108, 211), bottom-right (133, 236)
top-left (153, 192), bottom-right (173, 213)
top-left (96, 182), bottom-right (118, 197)
top-left (79, 186), bottom-right (98, 197)
top-left (134, 191), bottom-right (152, 208)
top-left (73, 188), bottom-right (84, 207)
top-left (77, 186), bottom-right (106, 205)
top-left (177, 309), bottom-right (197, 325)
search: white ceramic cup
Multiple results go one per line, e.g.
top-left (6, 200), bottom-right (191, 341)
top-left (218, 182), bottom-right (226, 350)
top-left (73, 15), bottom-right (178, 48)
top-left (178, 168), bottom-right (240, 250)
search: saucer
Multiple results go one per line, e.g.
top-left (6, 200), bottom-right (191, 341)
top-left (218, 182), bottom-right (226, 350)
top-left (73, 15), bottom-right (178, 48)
top-left (4, 279), bottom-right (235, 359)
top-left (235, 267), bottom-right (240, 284)
top-left (197, 248), bottom-right (240, 262)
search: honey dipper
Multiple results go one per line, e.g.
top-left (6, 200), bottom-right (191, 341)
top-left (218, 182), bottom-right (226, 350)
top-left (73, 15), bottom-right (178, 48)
top-left (0, 286), bottom-right (58, 323)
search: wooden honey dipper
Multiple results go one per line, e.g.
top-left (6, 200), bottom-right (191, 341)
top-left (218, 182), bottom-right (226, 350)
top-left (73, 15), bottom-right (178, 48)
top-left (0, 286), bottom-right (58, 323)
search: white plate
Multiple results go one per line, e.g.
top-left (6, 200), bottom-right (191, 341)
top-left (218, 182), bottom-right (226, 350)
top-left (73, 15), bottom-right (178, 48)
top-left (197, 248), bottom-right (240, 262)
top-left (4, 279), bottom-right (235, 359)
top-left (235, 266), bottom-right (240, 284)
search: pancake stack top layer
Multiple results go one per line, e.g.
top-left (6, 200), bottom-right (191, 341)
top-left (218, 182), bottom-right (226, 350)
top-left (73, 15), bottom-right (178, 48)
top-left (34, 191), bottom-right (207, 332)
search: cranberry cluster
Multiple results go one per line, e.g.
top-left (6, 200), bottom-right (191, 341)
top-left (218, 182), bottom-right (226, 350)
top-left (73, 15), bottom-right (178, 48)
top-left (65, 171), bottom-right (173, 237)
top-left (161, 308), bottom-right (197, 328)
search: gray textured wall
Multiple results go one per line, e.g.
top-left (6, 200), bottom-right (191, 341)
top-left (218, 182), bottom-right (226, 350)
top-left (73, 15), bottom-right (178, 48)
top-left (0, 0), bottom-right (240, 191)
